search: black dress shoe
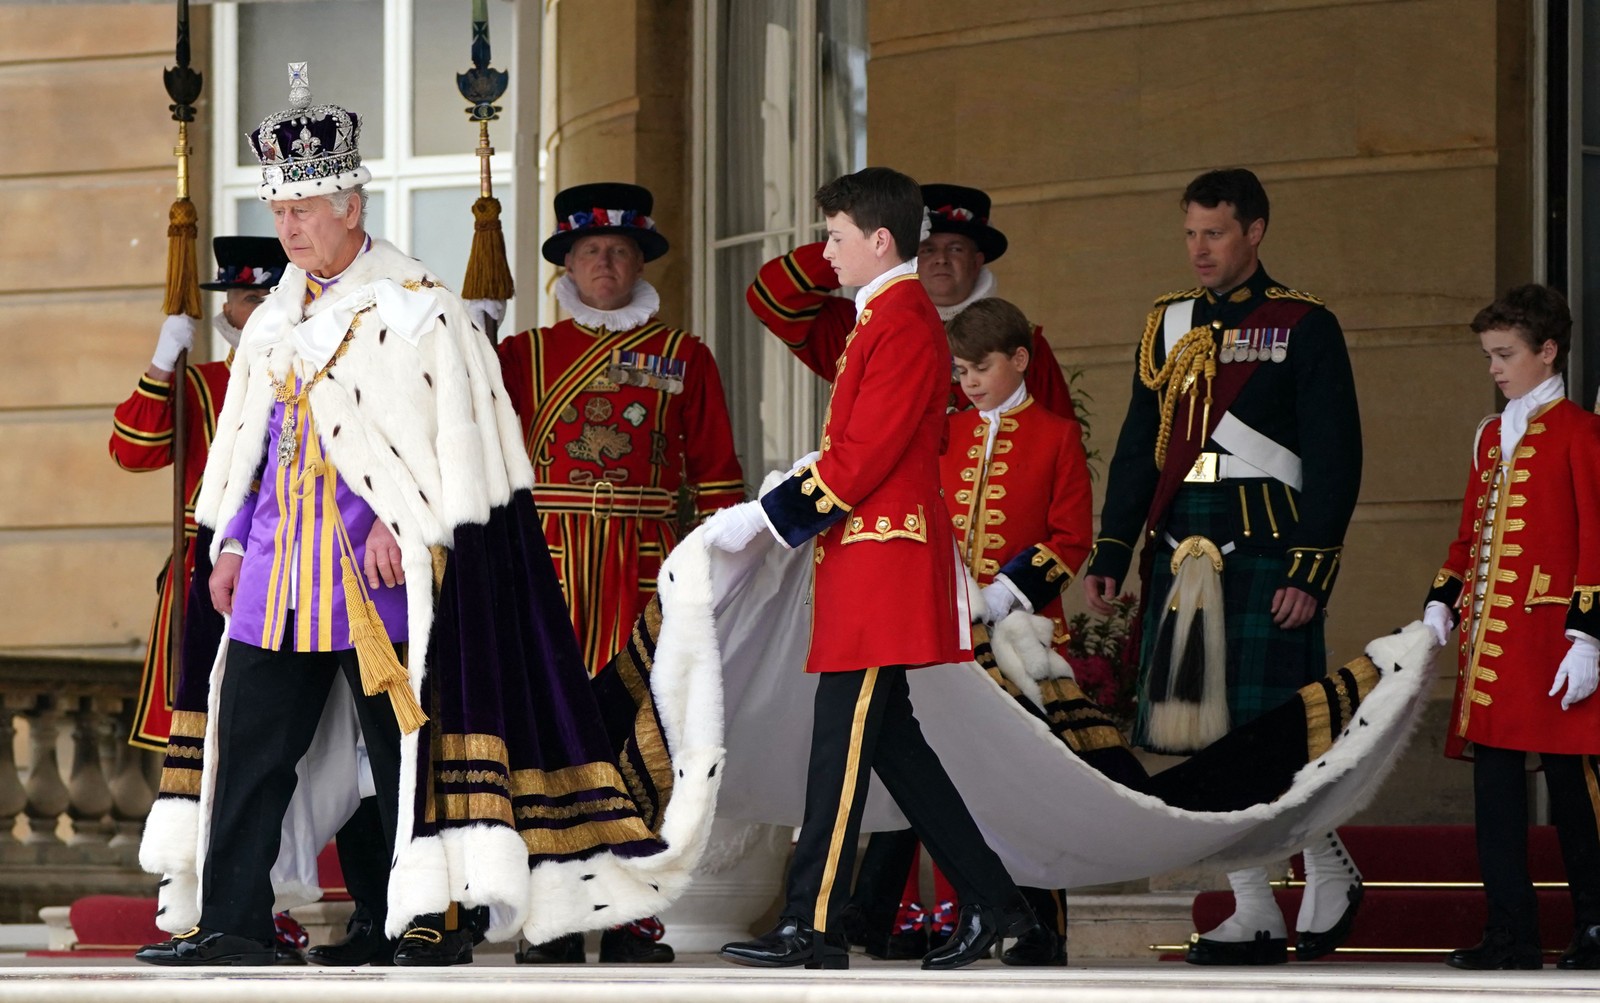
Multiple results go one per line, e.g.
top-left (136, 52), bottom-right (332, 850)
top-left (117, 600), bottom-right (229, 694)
top-left (135, 928), bottom-right (276, 967)
top-left (1295, 881), bottom-right (1364, 960)
top-left (1446, 929), bottom-right (1542, 970)
top-left (720, 916), bottom-right (849, 970)
top-left (599, 926), bottom-right (675, 963)
top-left (1185, 930), bottom-right (1288, 966)
top-left (1001, 923), bottom-right (1067, 966)
top-left (274, 943), bottom-right (307, 965)
top-left (306, 916), bottom-right (398, 967)
top-left (515, 932), bottom-right (585, 964)
top-left (863, 926), bottom-right (927, 960)
top-left (1558, 923), bottom-right (1600, 970)
top-left (921, 903), bottom-right (1037, 971)
top-left (391, 914), bottom-right (474, 967)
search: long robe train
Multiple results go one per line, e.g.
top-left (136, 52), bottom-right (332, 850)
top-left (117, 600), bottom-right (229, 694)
top-left (707, 530), bottom-right (1435, 890)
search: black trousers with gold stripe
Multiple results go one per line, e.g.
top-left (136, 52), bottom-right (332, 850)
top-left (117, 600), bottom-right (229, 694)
top-left (1473, 744), bottom-right (1600, 944)
top-left (784, 666), bottom-right (1020, 932)
top-left (199, 634), bottom-right (402, 943)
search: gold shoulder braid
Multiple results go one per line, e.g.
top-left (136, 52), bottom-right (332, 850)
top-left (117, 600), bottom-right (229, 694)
top-left (1265, 286), bottom-right (1324, 306)
top-left (1137, 306), bottom-right (1217, 470)
top-left (268, 313), bottom-right (362, 467)
top-left (1153, 286), bottom-right (1203, 306)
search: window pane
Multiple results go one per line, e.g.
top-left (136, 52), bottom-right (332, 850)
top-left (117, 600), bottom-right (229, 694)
top-left (816, 0), bottom-right (868, 184)
top-left (414, 0), bottom-right (517, 157)
top-left (237, 0), bottom-right (386, 169)
top-left (1586, 1), bottom-right (1600, 146)
top-left (716, 0), bottom-right (798, 239)
top-left (410, 186), bottom-right (480, 291)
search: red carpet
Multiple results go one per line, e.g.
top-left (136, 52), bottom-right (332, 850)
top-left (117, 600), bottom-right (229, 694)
top-left (1190, 825), bottom-right (1572, 961)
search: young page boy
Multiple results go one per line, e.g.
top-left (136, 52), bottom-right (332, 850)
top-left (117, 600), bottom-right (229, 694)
top-left (703, 167), bottom-right (1044, 971)
top-left (1422, 284), bottom-right (1600, 971)
top-left (892, 296), bottom-right (1095, 966)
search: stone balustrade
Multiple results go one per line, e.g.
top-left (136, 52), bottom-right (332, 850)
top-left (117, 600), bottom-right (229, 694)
top-left (0, 654), bottom-right (158, 923)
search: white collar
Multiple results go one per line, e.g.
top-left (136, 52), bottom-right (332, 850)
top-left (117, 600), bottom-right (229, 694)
top-left (853, 259), bottom-right (918, 313)
top-left (979, 381), bottom-right (1029, 424)
top-left (1500, 373), bottom-right (1565, 460)
top-left (212, 311), bottom-right (243, 349)
top-left (935, 266), bottom-right (998, 323)
top-left (555, 274), bottom-right (660, 332)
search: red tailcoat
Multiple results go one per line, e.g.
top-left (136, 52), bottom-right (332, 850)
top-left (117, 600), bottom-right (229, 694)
top-left (747, 241), bottom-right (1077, 418)
top-left (1429, 399), bottom-right (1600, 758)
top-left (496, 318), bottom-right (744, 671)
top-left (940, 398), bottom-right (1094, 649)
top-left (761, 274), bottom-right (970, 673)
top-left (108, 361), bottom-right (230, 750)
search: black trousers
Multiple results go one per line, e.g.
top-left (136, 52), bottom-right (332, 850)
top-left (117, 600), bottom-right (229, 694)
top-left (784, 666), bottom-right (1019, 932)
top-left (335, 796), bottom-right (390, 930)
top-left (1473, 743), bottom-right (1600, 944)
top-left (199, 635), bottom-right (403, 942)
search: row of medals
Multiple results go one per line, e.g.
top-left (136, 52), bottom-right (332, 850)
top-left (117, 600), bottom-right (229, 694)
top-left (1219, 327), bottom-right (1289, 365)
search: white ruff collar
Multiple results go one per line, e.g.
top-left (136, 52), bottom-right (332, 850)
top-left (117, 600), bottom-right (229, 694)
top-left (212, 311), bottom-right (243, 349)
top-left (556, 274), bottom-right (660, 331)
top-left (936, 266), bottom-right (998, 323)
top-left (1500, 373), bottom-right (1565, 460)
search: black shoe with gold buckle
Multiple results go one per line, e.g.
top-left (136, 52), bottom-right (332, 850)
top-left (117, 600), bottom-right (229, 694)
top-left (391, 913), bottom-right (474, 967)
top-left (134, 927), bottom-right (276, 967)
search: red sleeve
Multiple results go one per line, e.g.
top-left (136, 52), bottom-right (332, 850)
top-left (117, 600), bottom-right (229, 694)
top-left (1043, 417), bottom-right (1095, 577)
top-left (1025, 325), bottom-right (1078, 421)
top-left (1425, 424), bottom-right (1487, 611)
top-left (746, 242), bottom-right (857, 382)
top-left (493, 330), bottom-right (536, 439)
top-left (681, 337), bottom-right (746, 518)
top-left (1566, 414), bottom-right (1600, 637)
top-left (109, 373), bottom-right (177, 471)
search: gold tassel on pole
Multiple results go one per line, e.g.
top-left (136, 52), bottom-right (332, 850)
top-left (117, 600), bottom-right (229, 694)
top-left (457, 2), bottom-right (513, 342)
top-left (339, 555), bottom-right (429, 735)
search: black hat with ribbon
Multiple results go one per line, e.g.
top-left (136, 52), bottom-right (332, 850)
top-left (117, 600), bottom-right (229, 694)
top-left (199, 236), bottom-right (290, 291)
top-left (541, 182), bottom-right (669, 265)
top-left (921, 183), bottom-right (1008, 263)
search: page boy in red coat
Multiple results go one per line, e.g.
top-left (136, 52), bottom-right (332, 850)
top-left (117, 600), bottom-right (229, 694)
top-left (704, 167), bottom-right (1044, 971)
top-left (1422, 284), bottom-right (1600, 970)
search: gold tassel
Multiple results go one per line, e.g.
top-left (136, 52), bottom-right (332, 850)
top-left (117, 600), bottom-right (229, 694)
top-left (340, 556), bottom-right (429, 734)
top-left (163, 198), bottom-right (203, 318)
top-left (460, 196), bottom-right (515, 301)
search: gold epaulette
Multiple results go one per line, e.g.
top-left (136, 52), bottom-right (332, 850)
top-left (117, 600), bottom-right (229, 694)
top-left (1265, 286), bottom-right (1324, 306)
top-left (1152, 286), bottom-right (1203, 306)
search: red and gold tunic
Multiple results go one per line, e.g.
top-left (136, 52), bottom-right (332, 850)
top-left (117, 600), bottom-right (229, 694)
top-left (940, 397), bottom-right (1094, 649)
top-left (761, 272), bottom-right (970, 673)
top-left (496, 319), bottom-right (744, 671)
top-left (1427, 398), bottom-right (1600, 758)
top-left (108, 360), bottom-right (230, 751)
top-left (747, 241), bottom-right (1077, 418)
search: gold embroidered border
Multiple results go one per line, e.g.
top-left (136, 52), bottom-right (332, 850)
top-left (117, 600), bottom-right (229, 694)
top-left (169, 710), bottom-right (208, 741)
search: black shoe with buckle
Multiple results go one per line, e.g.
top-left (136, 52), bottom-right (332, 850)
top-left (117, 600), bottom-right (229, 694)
top-left (1295, 881), bottom-right (1364, 961)
top-left (306, 913), bottom-right (397, 967)
top-left (1446, 928), bottom-right (1542, 970)
top-left (135, 927), bottom-right (276, 967)
top-left (599, 919), bottom-right (675, 963)
top-left (515, 931), bottom-right (585, 964)
top-left (391, 913), bottom-right (474, 967)
top-left (922, 902), bottom-right (1038, 971)
top-left (720, 916), bottom-right (849, 970)
top-left (1558, 923), bottom-right (1600, 970)
top-left (1001, 923), bottom-right (1067, 966)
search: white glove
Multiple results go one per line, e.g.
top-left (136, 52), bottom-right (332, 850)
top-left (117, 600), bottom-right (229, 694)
top-left (1550, 637), bottom-right (1600, 710)
top-left (981, 581), bottom-right (1017, 624)
top-left (1422, 601), bottom-right (1455, 648)
top-left (701, 501), bottom-right (770, 552)
top-left (151, 314), bottom-right (198, 371)
top-left (786, 450), bottom-right (821, 477)
top-left (466, 298), bottom-right (506, 334)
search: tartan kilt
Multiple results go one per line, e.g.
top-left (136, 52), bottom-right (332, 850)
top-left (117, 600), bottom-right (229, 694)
top-left (1133, 481), bottom-right (1327, 746)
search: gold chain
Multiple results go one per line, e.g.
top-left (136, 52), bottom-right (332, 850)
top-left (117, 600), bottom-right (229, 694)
top-left (1136, 308), bottom-right (1218, 469)
top-left (268, 328), bottom-right (356, 467)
